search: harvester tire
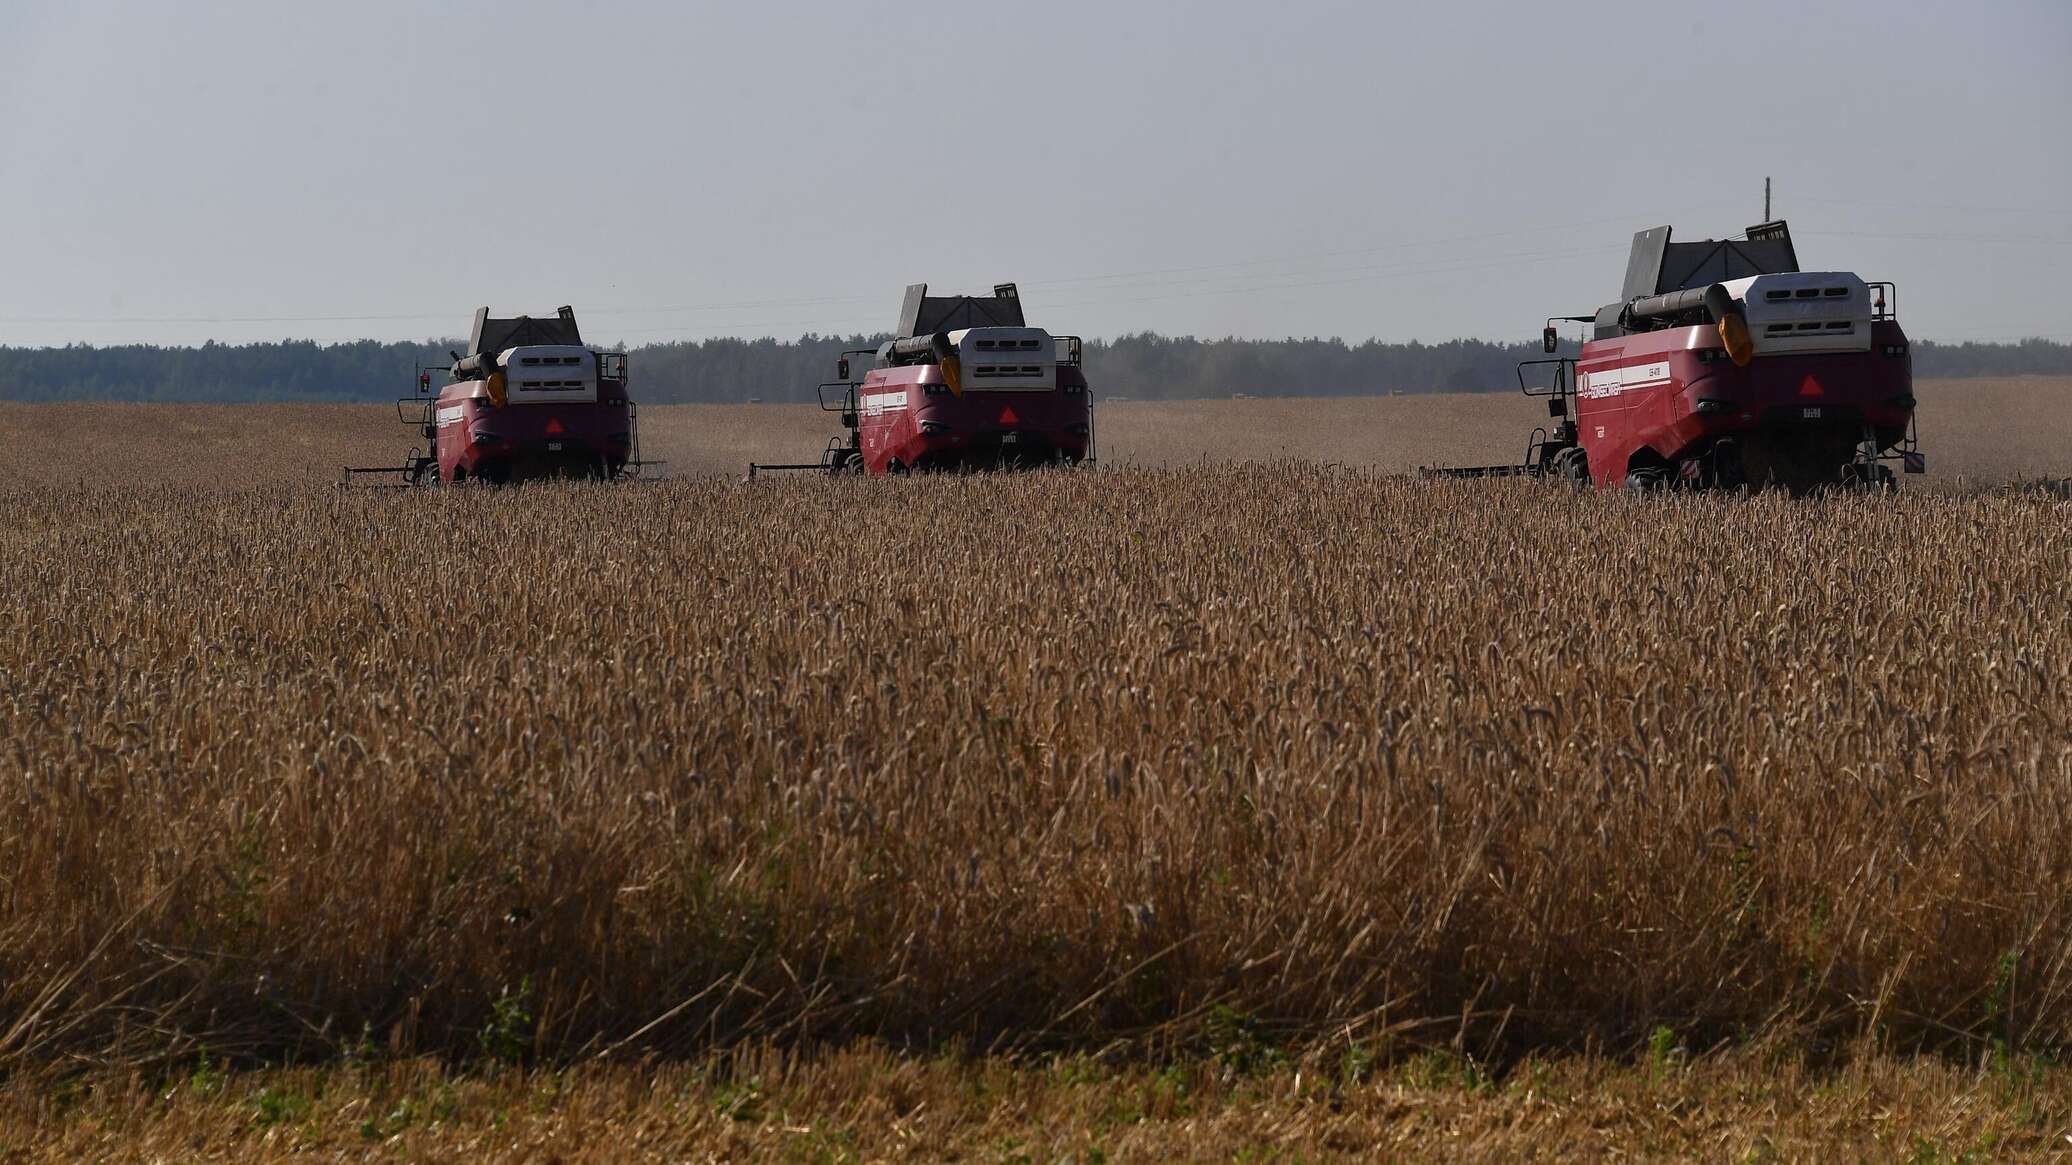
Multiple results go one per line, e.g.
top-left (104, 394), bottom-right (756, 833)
top-left (1624, 466), bottom-right (1670, 493)
top-left (1841, 463), bottom-right (1897, 493)
top-left (1553, 447), bottom-right (1590, 489)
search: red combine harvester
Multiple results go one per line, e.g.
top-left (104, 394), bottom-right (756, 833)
top-left (345, 305), bottom-right (658, 485)
top-left (1432, 220), bottom-right (1923, 490)
top-left (749, 282), bottom-right (1094, 476)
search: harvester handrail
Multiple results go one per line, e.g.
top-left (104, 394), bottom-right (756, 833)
top-left (1515, 357), bottom-right (1575, 397)
top-left (816, 381), bottom-right (859, 413)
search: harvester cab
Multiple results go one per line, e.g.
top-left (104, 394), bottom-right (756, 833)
top-left (749, 282), bottom-right (1095, 477)
top-left (343, 306), bottom-right (662, 486)
top-left (1427, 220), bottom-right (1922, 491)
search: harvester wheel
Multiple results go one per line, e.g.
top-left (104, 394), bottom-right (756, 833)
top-left (1841, 463), bottom-right (1897, 493)
top-left (1623, 466), bottom-right (1670, 493)
top-left (1552, 447), bottom-right (1590, 489)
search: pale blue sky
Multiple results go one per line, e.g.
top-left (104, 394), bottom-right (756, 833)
top-left (1, 0), bottom-right (2066, 348)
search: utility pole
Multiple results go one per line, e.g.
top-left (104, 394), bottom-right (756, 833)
top-left (1764, 177), bottom-right (1772, 221)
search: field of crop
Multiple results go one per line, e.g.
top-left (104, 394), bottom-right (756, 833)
top-left (1, 386), bottom-right (2070, 1160)
top-left (2, 375), bottom-right (2069, 486)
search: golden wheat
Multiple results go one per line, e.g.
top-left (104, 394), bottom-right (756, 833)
top-left (1, 467), bottom-right (2069, 1077)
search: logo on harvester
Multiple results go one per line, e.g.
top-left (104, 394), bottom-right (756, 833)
top-left (998, 406), bottom-right (1020, 425)
top-left (1797, 375), bottom-right (1825, 398)
top-left (544, 417), bottom-right (566, 435)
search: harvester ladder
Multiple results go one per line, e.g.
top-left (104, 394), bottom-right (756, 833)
top-left (1086, 386), bottom-right (1098, 466)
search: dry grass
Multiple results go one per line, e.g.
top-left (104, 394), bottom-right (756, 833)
top-left (2, 374), bottom-right (2066, 485)
top-left (3, 1046), bottom-right (2067, 1162)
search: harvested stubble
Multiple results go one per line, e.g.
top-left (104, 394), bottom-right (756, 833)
top-left (1, 467), bottom-right (2069, 1072)
top-left (6, 1046), bottom-right (2070, 1162)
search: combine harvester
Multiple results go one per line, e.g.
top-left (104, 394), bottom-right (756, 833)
top-left (1431, 220), bottom-right (1924, 491)
top-left (345, 306), bottom-right (659, 485)
top-left (749, 282), bottom-right (1093, 477)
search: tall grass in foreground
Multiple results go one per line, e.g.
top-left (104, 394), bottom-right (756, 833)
top-left (0, 468), bottom-right (2068, 1069)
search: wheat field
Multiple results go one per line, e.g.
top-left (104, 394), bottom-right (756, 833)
top-left (2, 375), bottom-right (2067, 486)
top-left (1, 387), bottom-right (2070, 1159)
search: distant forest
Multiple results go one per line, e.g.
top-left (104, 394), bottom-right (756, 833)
top-left (1, 334), bottom-right (2067, 403)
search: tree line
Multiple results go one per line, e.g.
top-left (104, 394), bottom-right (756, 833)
top-left (1, 334), bottom-right (2066, 403)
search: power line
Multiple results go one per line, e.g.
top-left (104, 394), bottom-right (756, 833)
top-left (0, 293), bottom-right (886, 327)
top-left (0, 204), bottom-right (1745, 328)
top-left (1793, 195), bottom-right (2072, 218)
top-left (592, 246), bottom-right (1631, 343)
top-left (1800, 230), bottom-right (2072, 245)
top-left (1012, 208), bottom-right (1726, 293)
top-left (1043, 246), bottom-right (1626, 311)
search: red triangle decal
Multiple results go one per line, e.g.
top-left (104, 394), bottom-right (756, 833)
top-left (998, 406), bottom-right (1019, 425)
top-left (1797, 375), bottom-right (1825, 398)
top-left (545, 416), bottom-right (566, 435)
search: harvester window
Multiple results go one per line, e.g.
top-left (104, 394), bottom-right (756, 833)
top-left (1795, 288), bottom-right (1820, 299)
top-left (1765, 290), bottom-right (1791, 301)
top-left (1823, 287), bottom-right (1849, 297)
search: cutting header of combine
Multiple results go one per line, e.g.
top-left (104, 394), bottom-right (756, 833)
top-left (1431, 220), bottom-right (1923, 491)
top-left (345, 306), bottom-right (658, 485)
top-left (749, 282), bottom-right (1093, 477)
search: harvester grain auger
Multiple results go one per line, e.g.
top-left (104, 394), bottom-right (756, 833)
top-left (748, 282), bottom-right (1095, 478)
top-left (1425, 220), bottom-right (1923, 492)
top-left (344, 305), bottom-right (664, 486)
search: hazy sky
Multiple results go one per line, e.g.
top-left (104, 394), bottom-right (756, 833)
top-left (2, 1), bottom-right (2067, 349)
